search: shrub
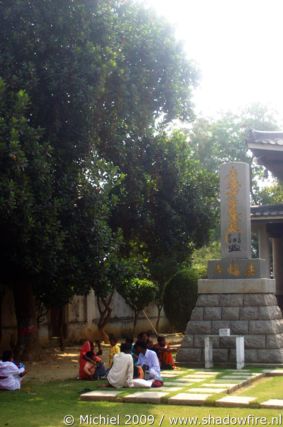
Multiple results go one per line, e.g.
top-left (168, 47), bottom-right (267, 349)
top-left (163, 268), bottom-right (199, 331)
top-left (119, 278), bottom-right (157, 333)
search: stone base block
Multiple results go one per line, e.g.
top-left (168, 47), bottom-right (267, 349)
top-left (177, 289), bottom-right (283, 366)
top-left (198, 278), bottom-right (275, 294)
top-left (208, 258), bottom-right (268, 279)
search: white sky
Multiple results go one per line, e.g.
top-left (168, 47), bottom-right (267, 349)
top-left (146, 0), bottom-right (283, 118)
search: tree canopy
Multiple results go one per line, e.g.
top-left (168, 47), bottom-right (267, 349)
top-left (0, 0), bottom-right (221, 351)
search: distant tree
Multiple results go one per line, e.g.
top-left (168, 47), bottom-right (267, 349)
top-left (118, 278), bottom-right (157, 335)
top-left (138, 131), bottom-right (218, 329)
top-left (191, 241), bottom-right (221, 278)
top-left (189, 104), bottom-right (280, 204)
top-left (256, 181), bottom-right (283, 205)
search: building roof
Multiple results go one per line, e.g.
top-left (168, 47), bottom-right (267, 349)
top-left (247, 130), bottom-right (283, 149)
top-left (247, 130), bottom-right (283, 181)
top-left (251, 204), bottom-right (283, 222)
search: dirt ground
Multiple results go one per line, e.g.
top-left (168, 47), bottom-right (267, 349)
top-left (23, 333), bottom-right (183, 383)
top-left (23, 346), bottom-right (107, 383)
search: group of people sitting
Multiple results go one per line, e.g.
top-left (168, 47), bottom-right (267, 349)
top-left (0, 332), bottom-right (175, 391)
top-left (79, 332), bottom-right (175, 388)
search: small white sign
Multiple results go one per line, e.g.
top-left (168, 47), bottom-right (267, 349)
top-left (219, 328), bottom-right (230, 336)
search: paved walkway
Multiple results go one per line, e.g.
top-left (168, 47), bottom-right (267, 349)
top-left (80, 368), bottom-right (283, 408)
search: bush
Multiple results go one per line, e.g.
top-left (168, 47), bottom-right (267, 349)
top-left (163, 268), bottom-right (199, 331)
top-left (118, 278), bottom-right (157, 333)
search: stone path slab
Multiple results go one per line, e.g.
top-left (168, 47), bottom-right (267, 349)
top-left (123, 391), bottom-right (168, 403)
top-left (216, 396), bottom-right (256, 407)
top-left (189, 387), bottom-right (226, 394)
top-left (164, 382), bottom-right (190, 387)
top-left (265, 369), bottom-right (283, 376)
top-left (221, 376), bottom-right (250, 380)
top-left (190, 373), bottom-right (217, 377)
top-left (162, 374), bottom-right (179, 378)
top-left (178, 378), bottom-right (204, 383)
top-left (229, 373), bottom-right (251, 376)
top-left (260, 399), bottom-right (283, 408)
top-left (168, 393), bottom-right (211, 405)
top-left (80, 390), bottom-right (122, 401)
top-left (202, 383), bottom-right (238, 389)
top-left (185, 375), bottom-right (216, 380)
top-left (158, 387), bottom-right (183, 392)
top-left (79, 368), bottom-right (268, 407)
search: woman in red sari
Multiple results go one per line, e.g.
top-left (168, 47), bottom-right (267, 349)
top-left (153, 336), bottom-right (175, 370)
top-left (79, 340), bottom-right (106, 380)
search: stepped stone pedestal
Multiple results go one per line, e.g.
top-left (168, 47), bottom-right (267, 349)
top-left (177, 278), bottom-right (283, 365)
top-left (177, 162), bottom-right (283, 366)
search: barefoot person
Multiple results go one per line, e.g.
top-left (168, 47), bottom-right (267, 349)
top-left (0, 350), bottom-right (26, 391)
top-left (107, 343), bottom-right (134, 388)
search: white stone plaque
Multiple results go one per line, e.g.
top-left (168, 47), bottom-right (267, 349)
top-left (219, 328), bottom-right (230, 336)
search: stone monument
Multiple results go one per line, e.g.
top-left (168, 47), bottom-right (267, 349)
top-left (177, 162), bottom-right (283, 365)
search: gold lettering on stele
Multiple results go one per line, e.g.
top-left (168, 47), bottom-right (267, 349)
top-left (245, 262), bottom-right (256, 277)
top-left (225, 166), bottom-right (241, 252)
top-left (227, 262), bottom-right (241, 277)
top-left (214, 263), bottom-right (223, 274)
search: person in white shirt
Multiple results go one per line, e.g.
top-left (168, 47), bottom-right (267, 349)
top-left (0, 350), bottom-right (26, 391)
top-left (107, 343), bottom-right (134, 388)
top-left (135, 340), bottom-right (161, 380)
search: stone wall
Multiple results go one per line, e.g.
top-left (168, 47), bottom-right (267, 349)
top-left (1, 288), bottom-right (169, 350)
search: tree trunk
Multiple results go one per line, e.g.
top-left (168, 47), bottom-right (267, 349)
top-left (13, 281), bottom-right (40, 361)
top-left (58, 307), bottom-right (65, 352)
top-left (0, 286), bottom-right (4, 344)
top-left (132, 311), bottom-right (138, 336)
top-left (96, 292), bottom-right (114, 343)
top-left (155, 305), bottom-right (163, 332)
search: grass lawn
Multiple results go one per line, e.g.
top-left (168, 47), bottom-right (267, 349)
top-left (237, 376), bottom-right (283, 401)
top-left (1, 378), bottom-right (283, 427)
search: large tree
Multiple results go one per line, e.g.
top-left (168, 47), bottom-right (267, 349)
top-left (0, 0), bottom-right (200, 352)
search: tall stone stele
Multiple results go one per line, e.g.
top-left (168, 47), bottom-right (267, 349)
top-left (177, 162), bottom-right (283, 365)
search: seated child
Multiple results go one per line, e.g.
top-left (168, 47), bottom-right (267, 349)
top-left (153, 336), bottom-right (175, 370)
top-left (108, 336), bottom-right (120, 368)
top-left (0, 350), bottom-right (26, 391)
